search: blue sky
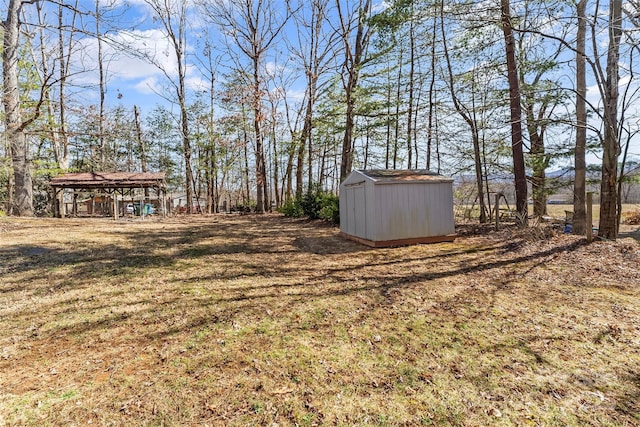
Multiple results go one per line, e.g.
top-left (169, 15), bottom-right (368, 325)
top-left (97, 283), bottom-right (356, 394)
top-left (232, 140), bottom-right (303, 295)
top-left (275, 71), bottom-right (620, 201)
top-left (66, 0), bottom-right (305, 114)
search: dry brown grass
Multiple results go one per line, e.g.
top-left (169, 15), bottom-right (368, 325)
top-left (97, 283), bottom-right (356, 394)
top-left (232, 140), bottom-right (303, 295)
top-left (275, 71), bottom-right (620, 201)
top-left (1, 214), bottom-right (639, 426)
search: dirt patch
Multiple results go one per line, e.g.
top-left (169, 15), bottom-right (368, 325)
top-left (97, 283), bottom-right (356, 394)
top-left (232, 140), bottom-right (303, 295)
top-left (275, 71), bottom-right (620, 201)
top-left (0, 215), bottom-right (639, 426)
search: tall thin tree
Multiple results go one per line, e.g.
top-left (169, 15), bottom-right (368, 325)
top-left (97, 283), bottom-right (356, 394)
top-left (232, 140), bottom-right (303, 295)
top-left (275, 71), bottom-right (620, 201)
top-left (141, 0), bottom-right (195, 213)
top-left (336, 0), bottom-right (373, 182)
top-left (500, 0), bottom-right (528, 227)
top-left (2, 0), bottom-right (43, 216)
top-left (202, 0), bottom-right (290, 212)
top-left (598, 0), bottom-right (623, 239)
top-left (573, 0), bottom-right (587, 235)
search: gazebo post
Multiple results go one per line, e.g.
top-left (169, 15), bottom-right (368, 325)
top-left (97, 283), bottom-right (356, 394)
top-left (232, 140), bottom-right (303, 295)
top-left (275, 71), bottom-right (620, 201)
top-left (140, 189), bottom-right (145, 219)
top-left (72, 192), bottom-right (78, 216)
top-left (113, 190), bottom-right (119, 220)
top-left (161, 189), bottom-right (167, 218)
top-left (55, 188), bottom-right (65, 218)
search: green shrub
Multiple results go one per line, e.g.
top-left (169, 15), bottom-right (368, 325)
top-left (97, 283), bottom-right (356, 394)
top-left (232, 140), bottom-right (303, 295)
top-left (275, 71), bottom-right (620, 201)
top-left (299, 188), bottom-right (323, 219)
top-left (278, 198), bottom-right (304, 217)
top-left (318, 193), bottom-right (339, 224)
top-left (278, 186), bottom-right (340, 225)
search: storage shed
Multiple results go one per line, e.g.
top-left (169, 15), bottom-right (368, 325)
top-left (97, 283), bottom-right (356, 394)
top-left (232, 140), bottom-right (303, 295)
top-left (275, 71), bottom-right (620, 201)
top-left (339, 169), bottom-right (456, 247)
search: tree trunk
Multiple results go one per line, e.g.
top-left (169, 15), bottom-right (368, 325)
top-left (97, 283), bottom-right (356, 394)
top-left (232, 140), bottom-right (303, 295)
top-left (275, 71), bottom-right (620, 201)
top-left (270, 102), bottom-right (280, 208)
top-left (426, 6), bottom-right (438, 171)
top-left (337, 0), bottom-right (372, 182)
top-left (180, 91), bottom-right (194, 214)
top-left (51, 1), bottom-right (74, 171)
top-left (385, 63), bottom-right (392, 169)
top-left (253, 56), bottom-right (268, 213)
top-left (295, 134), bottom-right (305, 198)
top-left (340, 81), bottom-right (357, 180)
top-left (406, 11), bottom-right (415, 169)
top-left (96, 0), bottom-right (107, 169)
top-left (440, 0), bottom-right (487, 223)
top-left (298, 84), bottom-right (314, 195)
top-left (573, 0), bottom-right (587, 235)
top-left (500, 0), bottom-right (528, 227)
top-left (242, 114), bottom-right (251, 207)
top-left (393, 47), bottom-right (402, 170)
top-left (529, 129), bottom-right (547, 217)
top-left (598, 0), bottom-right (622, 239)
top-left (3, 0), bottom-right (34, 216)
top-left (134, 105), bottom-right (150, 199)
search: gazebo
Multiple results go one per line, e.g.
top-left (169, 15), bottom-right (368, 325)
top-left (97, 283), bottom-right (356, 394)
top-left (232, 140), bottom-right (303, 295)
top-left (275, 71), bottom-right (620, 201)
top-left (49, 172), bottom-right (167, 219)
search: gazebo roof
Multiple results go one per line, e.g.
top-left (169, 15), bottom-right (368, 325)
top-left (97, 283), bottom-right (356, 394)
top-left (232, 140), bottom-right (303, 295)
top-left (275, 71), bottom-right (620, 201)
top-left (50, 172), bottom-right (166, 190)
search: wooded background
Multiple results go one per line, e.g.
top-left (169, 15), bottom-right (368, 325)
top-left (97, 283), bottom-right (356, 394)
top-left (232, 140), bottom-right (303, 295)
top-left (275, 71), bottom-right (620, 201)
top-left (2, 0), bottom-right (639, 239)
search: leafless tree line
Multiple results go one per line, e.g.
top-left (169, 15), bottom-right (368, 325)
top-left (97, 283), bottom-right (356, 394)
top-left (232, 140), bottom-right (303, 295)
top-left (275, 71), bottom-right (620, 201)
top-left (2, 0), bottom-right (639, 239)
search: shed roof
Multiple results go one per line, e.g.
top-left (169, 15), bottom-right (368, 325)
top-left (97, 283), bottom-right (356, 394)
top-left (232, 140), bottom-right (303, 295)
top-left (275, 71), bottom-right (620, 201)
top-left (50, 172), bottom-right (166, 190)
top-left (355, 169), bottom-right (453, 183)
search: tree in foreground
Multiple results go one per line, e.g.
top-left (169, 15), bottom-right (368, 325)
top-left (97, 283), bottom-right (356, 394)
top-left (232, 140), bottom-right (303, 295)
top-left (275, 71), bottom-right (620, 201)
top-left (500, 0), bottom-right (528, 227)
top-left (2, 0), bottom-right (39, 216)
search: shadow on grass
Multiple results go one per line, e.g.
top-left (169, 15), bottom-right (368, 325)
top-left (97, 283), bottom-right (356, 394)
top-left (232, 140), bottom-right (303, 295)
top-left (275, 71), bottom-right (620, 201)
top-left (616, 372), bottom-right (640, 420)
top-left (618, 226), bottom-right (640, 243)
top-left (3, 215), bottom-right (639, 424)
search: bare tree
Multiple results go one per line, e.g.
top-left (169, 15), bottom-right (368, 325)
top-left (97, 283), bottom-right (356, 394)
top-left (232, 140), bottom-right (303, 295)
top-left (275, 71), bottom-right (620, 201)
top-left (32, 1), bottom-right (77, 173)
top-left (289, 0), bottom-right (337, 195)
top-left (406, 2), bottom-right (416, 169)
top-left (598, 0), bottom-right (623, 239)
top-left (202, 0), bottom-right (290, 212)
top-left (95, 0), bottom-right (107, 169)
top-left (511, 0), bottom-right (633, 239)
top-left (573, 0), bottom-right (588, 235)
top-left (336, 0), bottom-right (373, 182)
top-left (138, 0), bottom-right (195, 213)
top-left (500, 0), bottom-right (528, 227)
top-left (516, 6), bottom-right (568, 219)
top-left (440, 1), bottom-right (488, 223)
top-left (2, 0), bottom-right (45, 216)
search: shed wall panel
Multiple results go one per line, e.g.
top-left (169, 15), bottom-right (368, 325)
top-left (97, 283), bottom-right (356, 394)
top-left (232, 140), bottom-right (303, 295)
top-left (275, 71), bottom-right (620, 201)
top-left (374, 184), bottom-right (426, 241)
top-left (364, 179), bottom-right (377, 240)
top-left (354, 185), bottom-right (367, 238)
top-left (427, 184), bottom-right (455, 235)
top-left (339, 170), bottom-right (455, 245)
top-left (371, 182), bottom-right (455, 241)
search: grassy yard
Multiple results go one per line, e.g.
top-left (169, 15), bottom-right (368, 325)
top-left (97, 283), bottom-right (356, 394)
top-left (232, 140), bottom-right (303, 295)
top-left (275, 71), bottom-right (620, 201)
top-left (1, 215), bottom-right (639, 426)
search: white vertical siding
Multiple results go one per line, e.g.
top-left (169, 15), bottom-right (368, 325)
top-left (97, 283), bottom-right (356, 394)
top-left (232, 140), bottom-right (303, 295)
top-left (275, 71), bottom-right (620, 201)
top-left (428, 183), bottom-right (455, 236)
top-left (372, 182), bottom-right (454, 241)
top-left (340, 170), bottom-right (455, 243)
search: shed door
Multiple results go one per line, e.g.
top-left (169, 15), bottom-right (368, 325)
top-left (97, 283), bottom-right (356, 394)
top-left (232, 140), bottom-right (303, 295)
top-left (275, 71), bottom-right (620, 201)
top-left (345, 183), bottom-right (366, 238)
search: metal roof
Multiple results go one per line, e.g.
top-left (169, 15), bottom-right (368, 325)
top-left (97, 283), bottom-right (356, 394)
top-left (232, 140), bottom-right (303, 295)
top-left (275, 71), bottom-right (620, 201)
top-left (357, 169), bottom-right (453, 183)
top-left (49, 172), bottom-right (166, 189)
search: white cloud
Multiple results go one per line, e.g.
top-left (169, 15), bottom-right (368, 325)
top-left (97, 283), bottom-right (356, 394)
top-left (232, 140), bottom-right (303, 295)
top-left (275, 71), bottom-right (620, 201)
top-left (134, 76), bottom-right (163, 94)
top-left (285, 88), bottom-right (306, 103)
top-left (71, 28), bottom-right (178, 91)
top-left (185, 75), bottom-right (209, 93)
top-left (111, 29), bottom-right (179, 78)
top-left (586, 83), bottom-right (601, 101)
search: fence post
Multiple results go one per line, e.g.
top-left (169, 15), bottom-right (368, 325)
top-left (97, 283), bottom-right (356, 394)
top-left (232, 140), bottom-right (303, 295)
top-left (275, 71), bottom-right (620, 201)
top-left (495, 193), bottom-right (500, 231)
top-left (586, 192), bottom-right (593, 243)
